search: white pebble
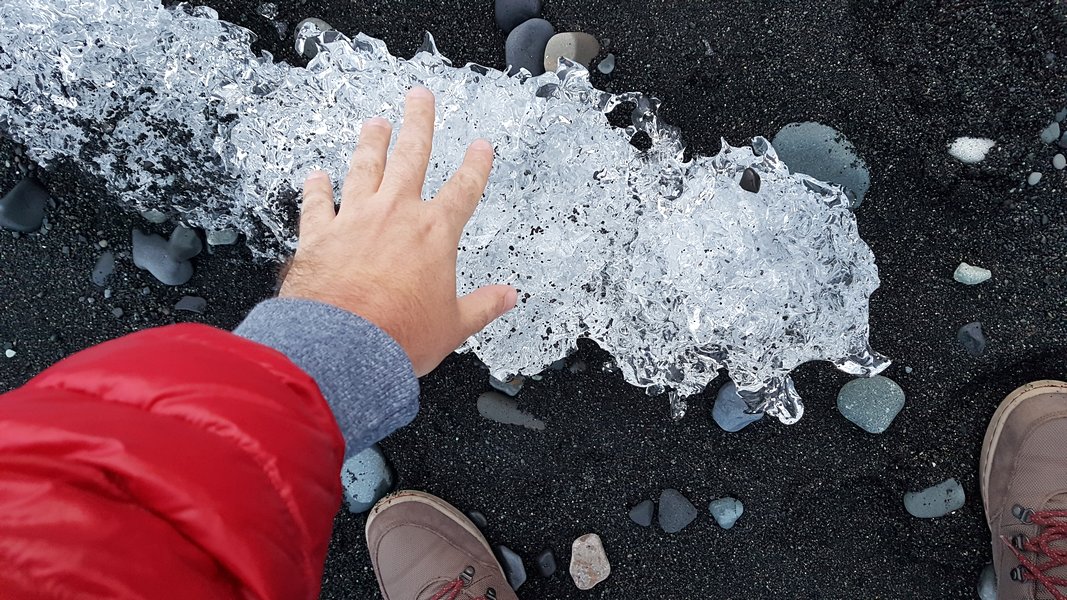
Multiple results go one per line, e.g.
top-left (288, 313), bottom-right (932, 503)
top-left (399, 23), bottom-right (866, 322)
top-left (1054, 154), bottom-right (1066, 170)
top-left (953, 262), bottom-right (992, 285)
top-left (1041, 122), bottom-right (1062, 144)
top-left (947, 137), bottom-right (995, 163)
top-left (1028, 172), bottom-right (1043, 186)
top-left (4, 349), bottom-right (15, 358)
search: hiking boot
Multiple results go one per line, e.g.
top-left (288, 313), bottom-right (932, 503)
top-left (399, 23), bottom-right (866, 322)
top-left (980, 380), bottom-right (1067, 600)
top-left (366, 490), bottom-right (518, 600)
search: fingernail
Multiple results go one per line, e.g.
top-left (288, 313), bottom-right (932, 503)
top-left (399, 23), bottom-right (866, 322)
top-left (307, 169), bottom-right (328, 181)
top-left (471, 138), bottom-right (494, 154)
top-left (408, 86), bottom-right (433, 99)
top-left (503, 287), bottom-right (518, 311)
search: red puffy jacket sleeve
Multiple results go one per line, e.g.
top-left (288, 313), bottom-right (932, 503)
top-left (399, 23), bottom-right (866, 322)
top-left (0, 324), bottom-right (345, 599)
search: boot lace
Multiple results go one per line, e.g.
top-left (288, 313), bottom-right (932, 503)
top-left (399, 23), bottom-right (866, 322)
top-left (428, 566), bottom-right (497, 600)
top-left (1006, 509), bottom-right (1067, 600)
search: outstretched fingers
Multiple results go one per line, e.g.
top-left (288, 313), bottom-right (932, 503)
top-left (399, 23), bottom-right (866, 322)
top-left (381, 87), bottom-right (436, 197)
top-left (436, 139), bottom-right (494, 233)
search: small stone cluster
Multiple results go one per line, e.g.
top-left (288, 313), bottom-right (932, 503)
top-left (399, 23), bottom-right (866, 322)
top-left (496, 0), bottom-right (610, 77)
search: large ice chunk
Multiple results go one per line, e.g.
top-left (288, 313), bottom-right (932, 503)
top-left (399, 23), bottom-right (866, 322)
top-left (0, 0), bottom-right (889, 420)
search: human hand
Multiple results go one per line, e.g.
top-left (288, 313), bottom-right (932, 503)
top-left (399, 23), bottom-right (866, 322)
top-left (279, 87), bottom-right (517, 376)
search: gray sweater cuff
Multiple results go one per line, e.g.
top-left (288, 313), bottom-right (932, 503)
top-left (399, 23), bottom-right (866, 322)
top-left (234, 298), bottom-right (419, 459)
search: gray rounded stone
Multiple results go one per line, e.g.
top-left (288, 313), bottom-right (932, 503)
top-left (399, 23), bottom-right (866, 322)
top-left (140, 208), bottom-right (169, 224)
top-left (168, 226), bottom-right (203, 261)
top-left (658, 488), bottom-right (697, 533)
top-left (0, 178), bottom-right (49, 232)
top-left (708, 497), bottom-right (744, 530)
top-left (836, 375), bottom-right (905, 434)
top-left (1054, 154), bottom-right (1066, 170)
top-left (712, 381), bottom-right (763, 432)
top-left (536, 548), bottom-right (557, 578)
top-left (174, 295), bottom-right (208, 314)
top-left (1040, 121), bottom-right (1061, 144)
top-left (1028, 171), bottom-right (1043, 186)
top-left (977, 563), bottom-right (996, 600)
top-left (772, 122), bottom-right (871, 207)
top-left (495, 0), bottom-right (541, 32)
top-left (543, 32), bottom-right (600, 72)
top-left (505, 18), bottom-right (554, 76)
top-left (132, 229), bottom-right (194, 286)
top-left (958, 321), bottom-right (987, 357)
top-left (340, 444), bottom-right (394, 514)
top-left (496, 544), bottom-right (527, 590)
top-left (904, 478), bottom-right (965, 518)
top-left (206, 228), bottom-right (239, 246)
top-left (628, 499), bottom-right (654, 527)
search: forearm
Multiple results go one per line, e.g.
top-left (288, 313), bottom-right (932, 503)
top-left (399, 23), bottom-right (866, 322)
top-left (235, 297), bottom-right (420, 459)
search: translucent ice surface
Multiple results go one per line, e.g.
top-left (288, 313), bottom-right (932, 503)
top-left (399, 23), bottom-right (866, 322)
top-left (0, 0), bottom-right (889, 421)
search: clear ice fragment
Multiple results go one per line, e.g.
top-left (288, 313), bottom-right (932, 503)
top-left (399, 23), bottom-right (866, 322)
top-left (0, 0), bottom-right (889, 422)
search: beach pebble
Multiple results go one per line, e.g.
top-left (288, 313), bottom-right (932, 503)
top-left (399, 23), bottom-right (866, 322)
top-left (1028, 172), bottom-right (1043, 186)
top-left (740, 167), bottom-right (761, 193)
top-left (131, 227), bottom-right (202, 285)
top-left (4, 349), bottom-right (15, 358)
top-left (206, 229), bottom-right (239, 246)
top-left (1055, 154), bottom-right (1066, 170)
top-left (773, 122), bottom-right (871, 206)
top-left (958, 322), bottom-right (987, 357)
top-left (477, 392), bottom-right (545, 430)
top-left (713, 381), bottom-right (763, 432)
top-left (1058, 132), bottom-right (1067, 149)
top-left (0, 178), bottom-right (49, 232)
top-left (91, 251), bottom-right (115, 286)
top-left (708, 497), bottom-right (744, 530)
top-left (597, 53), bottom-right (615, 74)
top-left (466, 510), bottom-right (488, 530)
top-left (1040, 122), bottom-right (1061, 144)
top-left (490, 374), bottom-right (525, 396)
top-left (174, 295), bottom-right (208, 314)
top-left (569, 533), bottom-right (610, 590)
top-left (628, 499), bottom-right (654, 527)
top-left (658, 489), bottom-right (697, 533)
top-left (168, 226), bottom-right (203, 260)
top-left (111, 307), bottom-right (124, 318)
top-left (953, 262), bottom-right (992, 285)
top-left (495, 0), bottom-right (541, 32)
top-left (977, 563), bottom-right (996, 600)
top-left (496, 545), bottom-right (527, 590)
top-left (543, 32), bottom-right (600, 72)
top-left (505, 18), bottom-right (555, 76)
top-left (536, 549), bottom-right (557, 578)
top-left (340, 444), bottom-right (394, 513)
top-left (140, 209), bottom-right (168, 224)
top-left (947, 137), bottom-right (996, 164)
top-left (904, 478), bottom-right (965, 518)
top-left (837, 375), bottom-right (906, 434)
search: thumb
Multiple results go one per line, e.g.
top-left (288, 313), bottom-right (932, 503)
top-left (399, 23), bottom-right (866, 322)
top-left (457, 285), bottom-right (518, 339)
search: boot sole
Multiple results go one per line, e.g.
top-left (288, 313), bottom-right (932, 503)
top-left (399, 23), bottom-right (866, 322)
top-left (979, 379), bottom-right (1067, 510)
top-left (365, 490), bottom-right (496, 560)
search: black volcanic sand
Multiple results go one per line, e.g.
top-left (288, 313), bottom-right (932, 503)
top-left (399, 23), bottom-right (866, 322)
top-left (2, 1), bottom-right (1067, 598)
